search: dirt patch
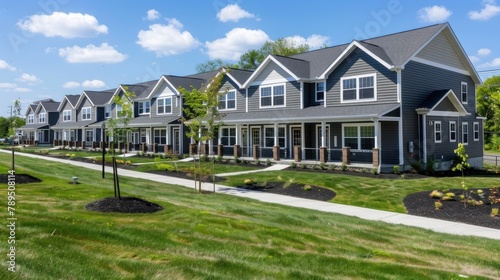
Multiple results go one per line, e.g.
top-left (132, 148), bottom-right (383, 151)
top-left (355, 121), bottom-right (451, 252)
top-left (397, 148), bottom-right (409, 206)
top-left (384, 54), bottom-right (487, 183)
top-left (85, 197), bottom-right (163, 213)
top-left (404, 188), bottom-right (500, 229)
top-left (238, 182), bottom-right (336, 201)
top-left (0, 174), bottom-right (41, 184)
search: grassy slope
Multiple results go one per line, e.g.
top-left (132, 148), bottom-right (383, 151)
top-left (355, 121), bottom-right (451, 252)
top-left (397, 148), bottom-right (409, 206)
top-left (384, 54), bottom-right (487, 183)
top-left (0, 153), bottom-right (499, 279)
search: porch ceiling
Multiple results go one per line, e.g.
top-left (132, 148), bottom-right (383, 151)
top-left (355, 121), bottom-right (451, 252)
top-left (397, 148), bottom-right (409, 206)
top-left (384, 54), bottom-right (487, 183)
top-left (221, 103), bottom-right (400, 124)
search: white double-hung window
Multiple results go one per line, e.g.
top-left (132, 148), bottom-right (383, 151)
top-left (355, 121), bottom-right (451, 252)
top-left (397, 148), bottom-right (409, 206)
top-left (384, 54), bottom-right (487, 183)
top-left (157, 97), bottom-right (172, 114)
top-left (81, 107), bottom-right (91, 120)
top-left (260, 84), bottom-right (285, 108)
top-left (341, 74), bottom-right (376, 103)
top-left (219, 90), bottom-right (236, 110)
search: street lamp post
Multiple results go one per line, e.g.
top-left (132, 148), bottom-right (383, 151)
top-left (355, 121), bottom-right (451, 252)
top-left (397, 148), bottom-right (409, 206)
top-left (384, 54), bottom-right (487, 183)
top-left (101, 122), bottom-right (105, 179)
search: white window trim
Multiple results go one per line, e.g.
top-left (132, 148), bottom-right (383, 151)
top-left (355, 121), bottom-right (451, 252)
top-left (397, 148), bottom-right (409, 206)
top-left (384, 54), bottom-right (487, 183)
top-left (461, 82), bottom-right (468, 104)
top-left (473, 122), bottom-right (479, 141)
top-left (449, 121), bottom-right (456, 143)
top-left (263, 125), bottom-right (287, 148)
top-left (39, 113), bottom-right (46, 123)
top-left (27, 114), bottom-right (34, 124)
top-left (138, 101), bottom-right (151, 115)
top-left (434, 121), bottom-right (442, 143)
top-left (157, 97), bottom-right (173, 115)
top-left (315, 81), bottom-right (325, 102)
top-left (153, 128), bottom-right (167, 145)
top-left (340, 73), bottom-right (377, 103)
top-left (219, 126), bottom-right (237, 146)
top-left (219, 90), bottom-right (237, 111)
top-left (259, 83), bottom-right (286, 108)
top-left (462, 122), bottom-right (469, 145)
top-left (63, 110), bottom-right (71, 122)
top-left (81, 107), bottom-right (91, 121)
top-left (341, 123), bottom-right (375, 151)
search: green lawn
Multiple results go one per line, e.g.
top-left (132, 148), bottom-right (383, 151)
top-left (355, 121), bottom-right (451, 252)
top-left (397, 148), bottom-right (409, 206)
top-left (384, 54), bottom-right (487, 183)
top-left (0, 153), bottom-right (499, 279)
top-left (131, 159), bottom-right (263, 174)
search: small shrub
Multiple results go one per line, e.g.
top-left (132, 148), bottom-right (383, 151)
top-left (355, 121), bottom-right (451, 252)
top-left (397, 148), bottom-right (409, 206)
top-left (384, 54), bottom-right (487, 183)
top-left (255, 159), bottom-right (261, 165)
top-left (320, 163), bottom-right (327, 170)
top-left (243, 179), bottom-right (255, 186)
top-left (300, 163), bottom-right (307, 169)
top-left (242, 160), bottom-right (249, 165)
top-left (69, 154), bottom-right (77, 160)
top-left (341, 163), bottom-right (347, 171)
top-left (371, 168), bottom-right (378, 175)
top-left (201, 155), bottom-right (208, 162)
top-left (393, 165), bottom-right (400, 175)
top-left (291, 162), bottom-right (297, 168)
top-left (266, 159), bottom-right (272, 166)
top-left (234, 156), bottom-right (241, 164)
top-left (434, 200), bottom-right (442, 210)
top-left (328, 164), bottom-right (335, 171)
top-left (409, 160), bottom-right (424, 174)
top-left (216, 156), bottom-right (223, 163)
top-left (429, 190), bottom-right (443, 198)
top-left (426, 159), bottom-right (436, 175)
top-left (156, 163), bottom-right (174, 171)
top-left (303, 185), bottom-right (312, 191)
top-left (491, 208), bottom-right (499, 217)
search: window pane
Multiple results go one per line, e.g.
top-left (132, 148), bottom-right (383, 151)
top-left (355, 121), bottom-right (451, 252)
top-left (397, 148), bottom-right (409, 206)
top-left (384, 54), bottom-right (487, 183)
top-left (359, 76), bottom-right (373, 88)
top-left (360, 138), bottom-right (375, 150)
top-left (274, 95), bottom-right (284, 106)
top-left (343, 89), bottom-right (356, 100)
top-left (227, 91), bottom-right (235, 100)
top-left (344, 127), bottom-right (357, 137)
top-left (261, 87), bottom-right (271, 97)
top-left (360, 126), bottom-right (374, 137)
top-left (218, 100), bottom-right (226, 109)
top-left (344, 138), bottom-right (358, 149)
top-left (274, 85), bottom-right (284, 96)
top-left (227, 100), bottom-right (235, 109)
top-left (229, 128), bottom-right (236, 136)
top-left (261, 97), bottom-right (272, 107)
top-left (343, 78), bottom-right (356, 89)
top-left (359, 88), bottom-right (374, 99)
top-left (316, 82), bottom-right (324, 92)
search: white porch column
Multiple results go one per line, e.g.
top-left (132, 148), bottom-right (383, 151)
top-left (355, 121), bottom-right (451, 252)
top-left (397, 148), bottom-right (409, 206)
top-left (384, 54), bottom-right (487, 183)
top-left (321, 121), bottom-right (326, 147)
top-left (373, 119), bottom-right (379, 149)
top-left (301, 122), bottom-right (305, 160)
top-left (236, 124), bottom-right (241, 145)
top-left (274, 122), bottom-right (279, 146)
top-left (422, 115), bottom-right (427, 164)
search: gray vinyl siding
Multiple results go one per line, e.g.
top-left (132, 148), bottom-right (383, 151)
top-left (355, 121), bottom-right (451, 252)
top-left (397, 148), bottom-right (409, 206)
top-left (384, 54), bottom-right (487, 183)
top-left (415, 32), bottom-right (466, 71)
top-left (219, 78), bottom-right (245, 113)
top-left (253, 60), bottom-right (293, 82)
top-left (57, 101), bottom-right (76, 124)
top-left (77, 98), bottom-right (94, 122)
top-left (247, 81), bottom-right (301, 111)
top-left (401, 60), bottom-right (481, 162)
top-left (326, 48), bottom-right (398, 106)
top-left (150, 95), bottom-right (181, 117)
top-left (381, 121), bottom-right (399, 164)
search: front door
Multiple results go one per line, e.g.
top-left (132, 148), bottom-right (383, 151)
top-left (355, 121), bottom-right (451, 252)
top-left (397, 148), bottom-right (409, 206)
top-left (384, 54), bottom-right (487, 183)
top-left (173, 128), bottom-right (180, 154)
top-left (291, 127), bottom-right (301, 158)
top-left (241, 127), bottom-right (248, 157)
top-left (251, 127), bottom-right (260, 157)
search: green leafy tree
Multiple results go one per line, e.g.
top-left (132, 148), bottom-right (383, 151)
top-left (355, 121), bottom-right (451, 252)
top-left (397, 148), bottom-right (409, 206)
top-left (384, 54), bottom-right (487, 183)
top-left (476, 76), bottom-right (500, 148)
top-left (0, 117), bottom-right (9, 138)
top-left (196, 59), bottom-right (237, 73)
top-left (180, 70), bottom-right (227, 192)
top-left (238, 49), bottom-right (265, 70)
top-left (239, 38), bottom-right (310, 69)
top-left (9, 99), bottom-right (22, 171)
top-left (106, 87), bottom-right (136, 199)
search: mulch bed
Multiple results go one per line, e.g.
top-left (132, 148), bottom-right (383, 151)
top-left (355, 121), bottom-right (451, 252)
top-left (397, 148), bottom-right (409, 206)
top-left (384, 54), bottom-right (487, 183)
top-left (144, 170), bottom-right (226, 183)
top-left (0, 174), bottom-right (41, 184)
top-left (85, 197), bottom-right (163, 213)
top-left (284, 167), bottom-right (428, 179)
top-left (237, 182), bottom-right (336, 201)
top-left (404, 188), bottom-right (500, 229)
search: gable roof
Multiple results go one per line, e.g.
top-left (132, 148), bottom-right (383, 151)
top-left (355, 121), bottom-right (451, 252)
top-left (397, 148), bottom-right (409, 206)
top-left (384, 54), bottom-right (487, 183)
top-left (416, 89), bottom-right (469, 117)
top-left (242, 55), bottom-right (309, 87)
top-left (57, 95), bottom-right (80, 111)
top-left (223, 68), bottom-right (254, 89)
top-left (35, 100), bottom-right (60, 114)
top-left (76, 89), bottom-right (115, 108)
top-left (147, 75), bottom-right (205, 99)
top-left (110, 79), bottom-right (158, 102)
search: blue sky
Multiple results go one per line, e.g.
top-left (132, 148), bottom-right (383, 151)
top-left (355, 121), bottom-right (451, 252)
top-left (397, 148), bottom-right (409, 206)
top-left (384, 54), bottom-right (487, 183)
top-left (1, 0), bottom-right (500, 117)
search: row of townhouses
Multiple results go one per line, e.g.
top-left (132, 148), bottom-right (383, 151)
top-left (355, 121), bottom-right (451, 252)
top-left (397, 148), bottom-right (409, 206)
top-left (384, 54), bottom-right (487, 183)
top-left (20, 23), bottom-right (484, 171)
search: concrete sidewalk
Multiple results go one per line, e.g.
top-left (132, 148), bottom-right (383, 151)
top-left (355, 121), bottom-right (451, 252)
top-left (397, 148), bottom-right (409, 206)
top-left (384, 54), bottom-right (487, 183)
top-left (3, 149), bottom-right (499, 240)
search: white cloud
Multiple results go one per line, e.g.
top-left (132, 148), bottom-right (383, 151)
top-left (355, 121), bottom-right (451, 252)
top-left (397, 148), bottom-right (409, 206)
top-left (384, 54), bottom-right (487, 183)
top-left (217, 4), bottom-right (255, 22)
top-left (58, 43), bottom-right (127, 63)
top-left (284, 34), bottom-right (329, 50)
top-left (16, 73), bottom-right (41, 84)
top-left (469, 0), bottom-right (500, 20)
top-left (17, 12), bottom-right (108, 38)
top-left (0, 60), bottom-right (16, 71)
top-left (478, 48), bottom-right (492, 56)
top-left (205, 28), bottom-right (270, 60)
top-left (469, 55), bottom-right (480, 63)
top-left (480, 57), bottom-right (500, 68)
top-left (14, 87), bottom-right (32, 93)
top-left (62, 81), bottom-right (80, 89)
top-left (0, 83), bottom-right (17, 89)
top-left (146, 9), bottom-right (160, 20)
top-left (137, 18), bottom-right (199, 56)
top-left (417, 6), bottom-right (452, 23)
top-left (82, 80), bottom-right (106, 89)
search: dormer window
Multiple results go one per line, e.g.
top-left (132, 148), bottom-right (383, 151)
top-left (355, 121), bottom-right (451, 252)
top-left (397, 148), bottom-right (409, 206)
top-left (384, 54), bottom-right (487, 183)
top-left (27, 114), bottom-right (34, 124)
top-left (81, 107), bottom-right (91, 120)
top-left (138, 101), bottom-right (151, 114)
top-left (38, 113), bottom-right (46, 123)
top-left (315, 82), bottom-right (325, 102)
top-left (63, 110), bottom-right (71, 122)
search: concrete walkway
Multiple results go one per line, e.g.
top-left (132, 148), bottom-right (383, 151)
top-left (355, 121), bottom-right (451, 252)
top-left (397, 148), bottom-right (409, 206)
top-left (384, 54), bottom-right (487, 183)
top-left (3, 150), bottom-right (499, 240)
top-left (217, 163), bottom-right (289, 177)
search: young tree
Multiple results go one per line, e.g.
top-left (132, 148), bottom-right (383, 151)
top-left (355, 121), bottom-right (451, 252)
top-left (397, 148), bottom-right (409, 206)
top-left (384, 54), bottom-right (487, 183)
top-left (106, 87), bottom-right (136, 200)
top-left (452, 143), bottom-right (470, 207)
top-left (180, 70), bottom-right (227, 192)
top-left (196, 59), bottom-right (237, 73)
top-left (9, 99), bottom-right (22, 171)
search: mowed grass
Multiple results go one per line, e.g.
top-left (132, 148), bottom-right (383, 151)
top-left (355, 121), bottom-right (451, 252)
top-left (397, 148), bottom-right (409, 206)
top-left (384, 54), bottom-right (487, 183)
top-left (0, 153), bottom-right (499, 279)
top-left (222, 170), bottom-right (500, 213)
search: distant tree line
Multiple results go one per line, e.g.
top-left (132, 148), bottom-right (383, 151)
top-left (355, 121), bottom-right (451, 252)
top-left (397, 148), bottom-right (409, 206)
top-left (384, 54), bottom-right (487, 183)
top-left (0, 116), bottom-right (25, 138)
